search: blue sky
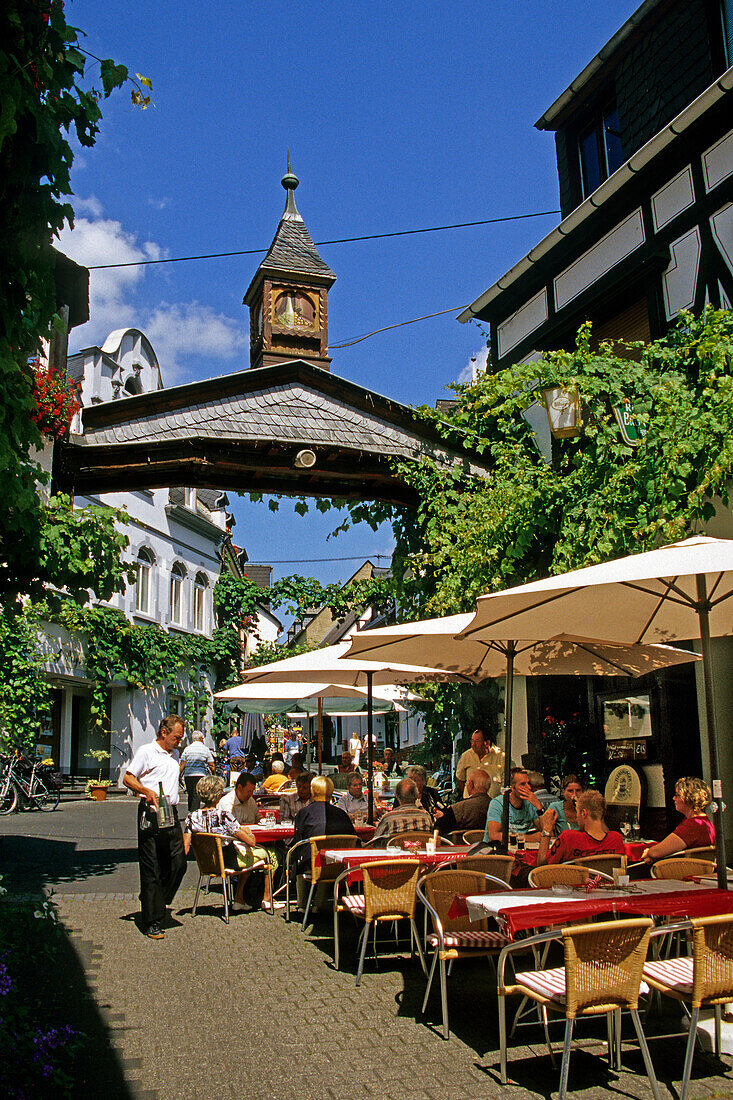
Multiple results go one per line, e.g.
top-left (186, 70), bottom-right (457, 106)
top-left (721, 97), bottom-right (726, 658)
top-left (60, 0), bottom-right (639, 591)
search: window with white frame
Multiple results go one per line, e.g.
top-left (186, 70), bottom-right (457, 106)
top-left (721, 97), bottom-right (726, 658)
top-left (170, 562), bottom-right (186, 625)
top-left (135, 548), bottom-right (154, 614)
top-left (194, 572), bottom-right (208, 633)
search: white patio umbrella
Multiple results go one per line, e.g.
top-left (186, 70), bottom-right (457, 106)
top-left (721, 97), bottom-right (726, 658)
top-left (218, 642), bottom-right (464, 821)
top-left (459, 535), bottom-right (733, 885)
top-left (346, 615), bottom-right (700, 850)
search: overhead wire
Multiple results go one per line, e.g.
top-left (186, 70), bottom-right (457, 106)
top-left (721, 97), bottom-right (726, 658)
top-left (86, 209), bottom-right (560, 270)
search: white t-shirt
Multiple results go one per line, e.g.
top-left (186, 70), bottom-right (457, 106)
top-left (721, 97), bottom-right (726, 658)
top-left (218, 788), bottom-right (259, 825)
top-left (126, 740), bottom-right (181, 805)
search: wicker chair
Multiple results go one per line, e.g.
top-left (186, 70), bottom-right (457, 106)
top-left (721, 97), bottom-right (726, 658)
top-left (387, 830), bottom-right (435, 849)
top-left (498, 918), bottom-right (661, 1099)
top-left (528, 864), bottom-right (590, 889)
top-left (190, 833), bottom-right (271, 924)
top-left (568, 853), bottom-right (627, 876)
top-left (645, 914), bottom-right (733, 1100)
top-left (650, 857), bottom-right (716, 880)
top-left (683, 846), bottom-right (716, 861)
top-left (463, 829), bottom-right (486, 845)
top-left (454, 854), bottom-right (515, 884)
top-left (333, 858), bottom-right (427, 985)
top-left (418, 869), bottom-right (511, 1038)
top-left (300, 834), bottom-right (359, 931)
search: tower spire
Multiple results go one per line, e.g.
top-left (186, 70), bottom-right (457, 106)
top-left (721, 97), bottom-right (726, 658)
top-left (281, 153), bottom-right (300, 220)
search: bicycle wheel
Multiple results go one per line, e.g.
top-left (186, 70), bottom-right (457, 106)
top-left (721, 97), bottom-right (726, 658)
top-left (35, 781), bottom-right (60, 812)
top-left (0, 782), bottom-right (18, 815)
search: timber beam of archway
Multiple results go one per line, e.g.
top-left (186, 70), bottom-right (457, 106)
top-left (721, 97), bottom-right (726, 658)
top-left (55, 358), bottom-right (491, 507)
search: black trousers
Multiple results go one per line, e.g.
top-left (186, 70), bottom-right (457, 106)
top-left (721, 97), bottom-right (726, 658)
top-left (184, 775), bottom-right (203, 812)
top-left (137, 802), bottom-right (187, 928)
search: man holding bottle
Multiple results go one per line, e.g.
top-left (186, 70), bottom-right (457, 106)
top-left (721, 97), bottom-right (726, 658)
top-left (123, 714), bottom-right (187, 939)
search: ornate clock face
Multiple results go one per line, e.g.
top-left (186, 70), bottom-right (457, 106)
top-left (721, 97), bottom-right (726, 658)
top-left (273, 291), bottom-right (315, 330)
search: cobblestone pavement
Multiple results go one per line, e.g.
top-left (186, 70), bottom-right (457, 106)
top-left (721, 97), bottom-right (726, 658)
top-left (4, 801), bottom-right (733, 1098)
top-left (54, 890), bottom-right (733, 1100)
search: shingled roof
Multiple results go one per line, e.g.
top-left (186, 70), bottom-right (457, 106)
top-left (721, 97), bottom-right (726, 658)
top-left (256, 169), bottom-right (335, 282)
top-left (56, 359), bottom-right (491, 507)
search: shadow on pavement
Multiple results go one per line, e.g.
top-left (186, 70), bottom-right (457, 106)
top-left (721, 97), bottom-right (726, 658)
top-left (0, 894), bottom-right (147, 1098)
top-left (0, 835), bottom-right (137, 893)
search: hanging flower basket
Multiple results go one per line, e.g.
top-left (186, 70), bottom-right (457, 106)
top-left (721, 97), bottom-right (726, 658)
top-left (28, 358), bottom-right (80, 439)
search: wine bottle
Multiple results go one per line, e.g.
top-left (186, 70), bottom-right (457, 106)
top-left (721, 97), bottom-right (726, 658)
top-left (157, 782), bottom-right (173, 828)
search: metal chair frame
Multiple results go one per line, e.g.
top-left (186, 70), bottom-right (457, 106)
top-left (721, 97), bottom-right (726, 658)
top-left (284, 834), bottom-right (359, 929)
top-left (418, 870), bottom-right (511, 1038)
top-left (191, 832), bottom-right (272, 923)
top-left (498, 919), bottom-right (661, 1100)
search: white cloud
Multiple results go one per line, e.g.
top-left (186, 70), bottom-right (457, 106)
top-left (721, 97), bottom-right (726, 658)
top-left (457, 344), bottom-right (489, 384)
top-left (144, 302), bottom-right (242, 383)
top-left (147, 195), bottom-right (170, 210)
top-left (57, 198), bottom-right (246, 382)
top-left (73, 195), bottom-right (104, 218)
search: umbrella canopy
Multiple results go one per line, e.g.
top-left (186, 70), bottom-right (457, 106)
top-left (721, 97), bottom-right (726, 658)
top-left (218, 641), bottom-right (463, 822)
top-left (217, 681), bottom-right (406, 714)
top-left (459, 535), bottom-right (733, 886)
top-left (240, 711), bottom-right (266, 752)
top-left (346, 614), bottom-right (700, 679)
top-left (346, 614), bottom-right (699, 852)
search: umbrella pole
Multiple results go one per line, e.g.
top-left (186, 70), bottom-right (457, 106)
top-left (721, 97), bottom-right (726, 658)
top-left (499, 644), bottom-right (516, 855)
top-left (367, 670), bottom-right (374, 825)
top-left (317, 698), bottom-right (323, 776)
top-left (696, 575), bottom-right (729, 890)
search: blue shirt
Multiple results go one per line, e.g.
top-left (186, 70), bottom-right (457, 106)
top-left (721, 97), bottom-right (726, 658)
top-left (550, 799), bottom-right (573, 832)
top-left (283, 737), bottom-right (301, 765)
top-left (224, 735), bottom-right (243, 759)
top-left (484, 794), bottom-right (538, 841)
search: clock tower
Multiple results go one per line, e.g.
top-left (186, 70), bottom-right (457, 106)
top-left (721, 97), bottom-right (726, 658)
top-left (244, 163), bottom-right (336, 371)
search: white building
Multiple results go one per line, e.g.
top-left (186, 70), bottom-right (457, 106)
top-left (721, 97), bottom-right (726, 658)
top-left (38, 328), bottom-right (273, 781)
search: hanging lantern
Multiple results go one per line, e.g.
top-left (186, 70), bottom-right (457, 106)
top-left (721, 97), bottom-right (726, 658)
top-left (541, 384), bottom-right (581, 438)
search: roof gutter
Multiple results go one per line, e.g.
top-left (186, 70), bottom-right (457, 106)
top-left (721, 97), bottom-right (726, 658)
top-left (458, 64), bottom-right (733, 325)
top-left (534, 0), bottom-right (663, 130)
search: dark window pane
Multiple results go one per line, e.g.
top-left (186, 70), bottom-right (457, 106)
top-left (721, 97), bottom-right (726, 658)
top-left (579, 126), bottom-right (602, 196)
top-left (603, 106), bottom-right (625, 176)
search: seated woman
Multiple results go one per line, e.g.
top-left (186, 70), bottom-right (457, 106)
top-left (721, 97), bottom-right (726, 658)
top-left (642, 776), bottom-right (715, 863)
top-left (259, 759), bottom-right (290, 793)
top-left (183, 775), bottom-right (280, 911)
top-left (548, 774), bottom-right (584, 833)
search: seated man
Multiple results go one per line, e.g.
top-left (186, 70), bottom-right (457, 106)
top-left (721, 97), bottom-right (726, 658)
top-left (373, 778), bottom-right (433, 840)
top-left (527, 770), bottom-right (554, 809)
top-left (218, 772), bottom-right (259, 824)
top-left (337, 751), bottom-right (355, 774)
top-left (341, 772), bottom-right (369, 819)
top-left (243, 753), bottom-right (264, 781)
top-left (291, 775), bottom-right (356, 874)
top-left (184, 775), bottom-right (281, 911)
top-left (382, 746), bottom-right (403, 777)
top-left (280, 771), bottom-right (313, 823)
top-left (535, 789), bottom-right (624, 866)
top-left (259, 759), bottom-right (289, 793)
top-left (484, 767), bottom-right (543, 845)
top-left (435, 768), bottom-right (490, 837)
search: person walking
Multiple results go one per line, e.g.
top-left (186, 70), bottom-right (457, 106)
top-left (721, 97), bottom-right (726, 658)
top-left (179, 731), bottom-right (215, 811)
top-left (123, 714), bottom-right (188, 940)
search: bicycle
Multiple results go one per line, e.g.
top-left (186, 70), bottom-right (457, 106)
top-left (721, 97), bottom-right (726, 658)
top-left (0, 752), bottom-right (61, 813)
top-left (0, 754), bottom-right (19, 815)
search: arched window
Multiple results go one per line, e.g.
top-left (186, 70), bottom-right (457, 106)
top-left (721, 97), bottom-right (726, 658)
top-left (170, 562), bottom-right (186, 625)
top-left (135, 548), bottom-right (154, 614)
top-left (194, 572), bottom-right (208, 633)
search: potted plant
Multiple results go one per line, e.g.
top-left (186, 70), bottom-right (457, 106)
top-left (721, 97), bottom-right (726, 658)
top-left (86, 748), bottom-right (112, 801)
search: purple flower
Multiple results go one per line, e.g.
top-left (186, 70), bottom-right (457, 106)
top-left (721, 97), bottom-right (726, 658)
top-left (0, 958), bottom-right (12, 996)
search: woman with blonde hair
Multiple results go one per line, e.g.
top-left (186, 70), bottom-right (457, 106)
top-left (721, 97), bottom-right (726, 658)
top-left (642, 776), bottom-right (714, 862)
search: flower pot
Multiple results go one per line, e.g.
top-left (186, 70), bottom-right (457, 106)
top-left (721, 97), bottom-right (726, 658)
top-left (89, 785), bottom-right (108, 801)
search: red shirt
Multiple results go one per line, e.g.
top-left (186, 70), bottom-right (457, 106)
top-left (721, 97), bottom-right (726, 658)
top-left (548, 828), bottom-right (625, 864)
top-left (673, 815), bottom-right (715, 849)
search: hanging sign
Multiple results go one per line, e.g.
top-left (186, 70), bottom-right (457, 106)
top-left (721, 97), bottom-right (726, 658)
top-left (613, 399), bottom-right (647, 447)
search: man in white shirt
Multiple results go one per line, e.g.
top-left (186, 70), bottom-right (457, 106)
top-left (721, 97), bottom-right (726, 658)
top-left (455, 728), bottom-right (505, 799)
top-left (218, 773), bottom-right (259, 825)
top-left (123, 714), bottom-right (187, 939)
